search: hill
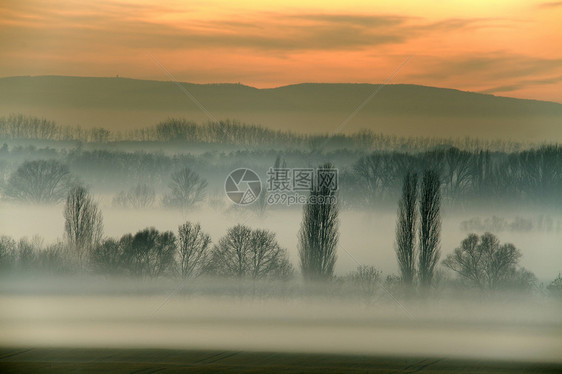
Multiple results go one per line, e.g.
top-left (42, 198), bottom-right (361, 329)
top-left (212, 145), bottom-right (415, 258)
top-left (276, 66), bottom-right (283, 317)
top-left (1, 76), bottom-right (561, 141)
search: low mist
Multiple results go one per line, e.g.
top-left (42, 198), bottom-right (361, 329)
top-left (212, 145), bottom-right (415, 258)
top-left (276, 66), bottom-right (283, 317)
top-left (0, 116), bottom-right (560, 370)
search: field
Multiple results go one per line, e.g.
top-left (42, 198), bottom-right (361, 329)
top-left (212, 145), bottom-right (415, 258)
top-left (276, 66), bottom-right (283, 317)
top-left (1, 288), bottom-right (561, 373)
top-left (2, 348), bottom-right (562, 373)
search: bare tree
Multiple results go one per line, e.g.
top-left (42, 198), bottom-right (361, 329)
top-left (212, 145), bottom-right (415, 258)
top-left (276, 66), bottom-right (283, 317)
top-left (90, 238), bottom-right (123, 275)
top-left (163, 167), bottom-right (207, 209)
top-left (298, 163), bottom-right (339, 281)
top-left (113, 183), bottom-right (155, 208)
top-left (4, 159), bottom-right (72, 203)
top-left (547, 274), bottom-right (562, 297)
top-left (443, 232), bottom-right (535, 290)
top-left (441, 147), bottom-right (474, 199)
top-left (249, 228), bottom-right (293, 279)
top-left (178, 222), bottom-right (211, 278)
top-left (208, 225), bottom-right (293, 279)
top-left (16, 237), bottom-right (41, 271)
top-left (347, 265), bottom-right (382, 297)
top-left (64, 185), bottom-right (103, 266)
top-left (418, 169), bottom-right (441, 287)
top-left (155, 119), bottom-right (198, 141)
top-left (0, 236), bottom-right (16, 271)
top-left (120, 228), bottom-right (176, 278)
top-left (395, 171), bottom-right (418, 285)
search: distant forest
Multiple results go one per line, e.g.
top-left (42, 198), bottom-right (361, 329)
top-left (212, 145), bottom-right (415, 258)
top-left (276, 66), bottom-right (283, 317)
top-left (0, 114), bottom-right (561, 207)
top-left (0, 113), bottom-right (549, 151)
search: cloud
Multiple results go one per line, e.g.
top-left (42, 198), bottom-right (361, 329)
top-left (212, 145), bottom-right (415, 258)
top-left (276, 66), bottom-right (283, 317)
top-left (2, 0), bottom-right (560, 102)
top-left (538, 1), bottom-right (562, 8)
top-left (480, 75), bottom-right (562, 94)
top-left (1, 12), bottom-right (405, 53)
top-left (410, 54), bottom-right (562, 82)
top-left (411, 17), bottom-right (496, 32)
top-left (289, 14), bottom-right (408, 27)
top-left (1, 1), bottom-right (499, 54)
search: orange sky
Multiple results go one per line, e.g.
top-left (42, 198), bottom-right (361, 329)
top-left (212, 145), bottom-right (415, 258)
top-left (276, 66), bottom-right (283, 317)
top-left (1, 0), bottom-right (562, 102)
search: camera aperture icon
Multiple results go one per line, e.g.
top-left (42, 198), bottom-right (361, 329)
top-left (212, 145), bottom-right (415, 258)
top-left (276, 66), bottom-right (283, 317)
top-left (225, 168), bottom-right (261, 205)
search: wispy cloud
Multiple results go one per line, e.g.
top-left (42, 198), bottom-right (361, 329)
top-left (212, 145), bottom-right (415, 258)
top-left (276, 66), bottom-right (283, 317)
top-left (0, 1), bottom-right (502, 53)
top-left (2, 10), bottom-right (411, 52)
top-left (1, 0), bottom-right (561, 102)
top-left (410, 54), bottom-right (562, 82)
top-left (480, 75), bottom-right (562, 95)
top-left (538, 1), bottom-right (562, 8)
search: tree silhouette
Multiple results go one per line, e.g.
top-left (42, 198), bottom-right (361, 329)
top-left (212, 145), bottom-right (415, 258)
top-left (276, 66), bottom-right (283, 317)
top-left (347, 265), bottom-right (382, 297)
top-left (395, 171), bottom-right (418, 285)
top-left (547, 274), bottom-right (562, 297)
top-left (299, 163), bottom-right (339, 281)
top-left (443, 232), bottom-right (535, 290)
top-left (0, 236), bottom-right (16, 271)
top-left (178, 222), bottom-right (211, 278)
top-left (120, 228), bottom-right (176, 278)
top-left (5, 159), bottom-right (72, 203)
top-left (163, 168), bottom-right (207, 209)
top-left (208, 225), bottom-right (292, 279)
top-left (418, 169), bottom-right (441, 287)
top-left (64, 186), bottom-right (103, 267)
top-left (90, 238), bottom-right (123, 275)
top-left (113, 183), bottom-right (155, 208)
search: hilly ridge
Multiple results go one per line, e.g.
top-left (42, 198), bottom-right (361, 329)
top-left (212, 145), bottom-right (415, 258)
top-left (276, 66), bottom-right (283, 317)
top-left (1, 76), bottom-right (561, 141)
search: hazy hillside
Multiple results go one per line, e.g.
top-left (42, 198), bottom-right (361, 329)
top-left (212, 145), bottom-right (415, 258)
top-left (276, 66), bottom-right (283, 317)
top-left (1, 76), bottom-right (561, 141)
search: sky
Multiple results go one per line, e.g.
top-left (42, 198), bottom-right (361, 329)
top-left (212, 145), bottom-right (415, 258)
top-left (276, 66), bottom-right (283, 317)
top-left (1, 0), bottom-right (562, 103)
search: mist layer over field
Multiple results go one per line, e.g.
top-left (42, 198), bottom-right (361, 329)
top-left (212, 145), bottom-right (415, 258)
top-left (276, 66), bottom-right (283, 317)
top-left (0, 279), bottom-right (560, 363)
top-left (0, 117), bottom-right (560, 369)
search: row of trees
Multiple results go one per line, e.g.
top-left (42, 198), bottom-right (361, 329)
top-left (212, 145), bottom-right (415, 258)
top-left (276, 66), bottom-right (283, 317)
top-left (0, 183), bottom-right (292, 279)
top-left (40, 184), bottom-right (291, 279)
top-left (353, 146), bottom-right (562, 205)
top-left (1, 114), bottom-right (532, 152)
top-left (1, 159), bottom-right (208, 209)
top-left (4, 161), bottom-right (338, 281)
top-left (0, 158), bottom-right (546, 293)
top-left (395, 170), bottom-right (441, 288)
top-left (89, 223), bottom-right (293, 280)
top-left (2, 145), bottom-right (559, 207)
top-left (394, 170), bottom-right (537, 291)
top-left (86, 163), bottom-right (338, 280)
top-left (0, 236), bottom-right (71, 275)
top-left (0, 114), bottom-right (111, 142)
top-left (0, 176), bottom-right (546, 294)
top-left (113, 167), bottom-right (208, 209)
top-left (0, 159), bottom-right (340, 281)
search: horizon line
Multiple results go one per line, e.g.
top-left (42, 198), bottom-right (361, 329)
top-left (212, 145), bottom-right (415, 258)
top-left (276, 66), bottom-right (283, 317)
top-left (3, 74), bottom-right (562, 105)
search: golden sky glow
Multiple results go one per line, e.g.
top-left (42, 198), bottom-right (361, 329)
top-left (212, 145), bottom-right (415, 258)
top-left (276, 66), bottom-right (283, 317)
top-left (1, 0), bottom-right (561, 102)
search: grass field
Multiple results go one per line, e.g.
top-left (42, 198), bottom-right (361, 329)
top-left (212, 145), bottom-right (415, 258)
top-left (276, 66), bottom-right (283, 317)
top-left (1, 348), bottom-right (562, 374)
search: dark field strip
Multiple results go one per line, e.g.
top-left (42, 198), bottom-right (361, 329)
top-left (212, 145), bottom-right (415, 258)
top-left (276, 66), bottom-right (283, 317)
top-left (1, 348), bottom-right (561, 373)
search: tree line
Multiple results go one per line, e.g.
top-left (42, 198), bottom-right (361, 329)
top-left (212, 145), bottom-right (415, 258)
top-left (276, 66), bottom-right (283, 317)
top-left (1, 166), bottom-right (555, 297)
top-left (0, 159), bottom-right (209, 209)
top-left (394, 170), bottom-right (539, 292)
top-left (351, 145), bottom-right (562, 206)
top-left (0, 114), bottom-right (543, 152)
top-left (2, 145), bottom-right (560, 207)
top-left (0, 163), bottom-right (339, 282)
